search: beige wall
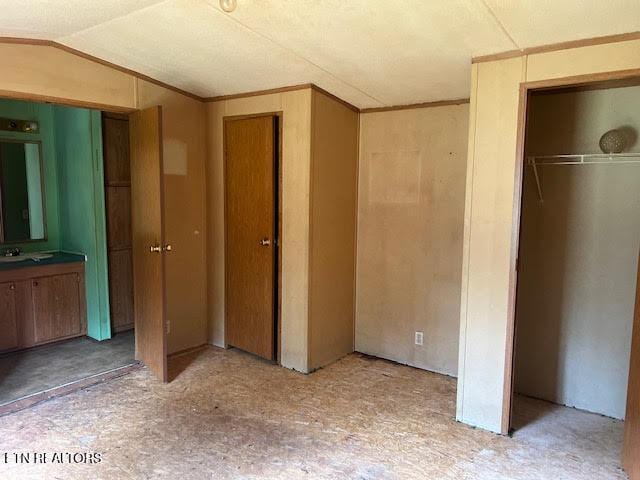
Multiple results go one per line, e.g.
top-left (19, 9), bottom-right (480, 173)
top-left (0, 43), bottom-right (208, 356)
top-left (308, 90), bottom-right (359, 370)
top-left (0, 44), bottom-right (136, 110)
top-left (205, 90), bottom-right (313, 373)
top-left (515, 87), bottom-right (640, 419)
top-left (458, 39), bottom-right (640, 433)
top-left (356, 105), bottom-right (468, 376)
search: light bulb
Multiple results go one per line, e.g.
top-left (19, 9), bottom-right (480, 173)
top-left (220, 0), bottom-right (237, 13)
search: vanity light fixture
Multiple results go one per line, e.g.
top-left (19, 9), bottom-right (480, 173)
top-left (0, 117), bottom-right (39, 134)
top-left (220, 0), bottom-right (237, 13)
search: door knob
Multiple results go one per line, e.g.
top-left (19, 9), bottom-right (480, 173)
top-left (259, 238), bottom-right (271, 246)
top-left (162, 244), bottom-right (172, 252)
top-left (149, 245), bottom-right (161, 253)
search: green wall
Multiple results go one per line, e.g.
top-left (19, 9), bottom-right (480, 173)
top-left (0, 99), bottom-right (60, 251)
top-left (55, 107), bottom-right (111, 341)
top-left (0, 99), bottom-right (111, 341)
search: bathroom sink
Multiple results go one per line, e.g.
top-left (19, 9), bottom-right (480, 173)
top-left (0, 253), bottom-right (54, 263)
top-left (29, 253), bottom-right (53, 261)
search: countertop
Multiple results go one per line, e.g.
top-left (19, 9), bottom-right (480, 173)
top-left (0, 252), bottom-right (86, 271)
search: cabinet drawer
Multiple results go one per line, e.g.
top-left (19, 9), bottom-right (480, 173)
top-left (32, 273), bottom-right (84, 344)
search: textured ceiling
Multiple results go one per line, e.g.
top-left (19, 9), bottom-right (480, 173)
top-left (1, 0), bottom-right (639, 108)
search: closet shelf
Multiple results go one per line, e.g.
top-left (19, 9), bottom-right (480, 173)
top-left (526, 153), bottom-right (640, 202)
top-left (527, 152), bottom-right (640, 165)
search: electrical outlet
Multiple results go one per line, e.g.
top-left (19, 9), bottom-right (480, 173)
top-left (166, 321), bottom-right (171, 334)
top-left (415, 331), bottom-right (424, 346)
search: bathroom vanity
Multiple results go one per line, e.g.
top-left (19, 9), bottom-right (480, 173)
top-left (0, 252), bottom-right (87, 353)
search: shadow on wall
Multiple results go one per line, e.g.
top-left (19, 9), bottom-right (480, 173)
top-left (618, 125), bottom-right (638, 151)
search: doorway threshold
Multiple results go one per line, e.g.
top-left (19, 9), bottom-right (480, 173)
top-left (0, 362), bottom-right (141, 417)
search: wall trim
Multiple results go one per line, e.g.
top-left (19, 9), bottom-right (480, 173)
top-left (472, 31), bottom-right (640, 64)
top-left (0, 88), bottom-right (136, 113)
top-left (361, 98), bottom-right (470, 114)
top-left (206, 83), bottom-right (360, 113)
top-left (309, 85), bottom-right (360, 113)
top-left (205, 84), bottom-right (314, 102)
top-left (0, 37), bottom-right (204, 102)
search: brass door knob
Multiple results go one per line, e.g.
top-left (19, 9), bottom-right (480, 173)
top-left (162, 244), bottom-right (172, 252)
top-left (259, 238), bottom-right (271, 246)
top-left (149, 245), bottom-right (161, 253)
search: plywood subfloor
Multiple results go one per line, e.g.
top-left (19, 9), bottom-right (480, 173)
top-left (0, 348), bottom-right (626, 479)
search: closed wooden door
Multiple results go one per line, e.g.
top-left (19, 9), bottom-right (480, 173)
top-left (623, 251), bottom-right (640, 479)
top-left (32, 273), bottom-right (83, 343)
top-left (225, 115), bottom-right (277, 360)
top-left (129, 106), bottom-right (167, 382)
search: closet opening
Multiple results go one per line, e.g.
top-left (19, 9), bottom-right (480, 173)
top-left (509, 77), bottom-right (640, 473)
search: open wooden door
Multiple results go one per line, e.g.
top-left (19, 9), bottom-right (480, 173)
top-left (624, 251), bottom-right (640, 479)
top-left (224, 115), bottom-right (277, 361)
top-left (129, 106), bottom-right (167, 382)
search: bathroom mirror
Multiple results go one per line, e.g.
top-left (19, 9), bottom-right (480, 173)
top-left (0, 139), bottom-right (45, 243)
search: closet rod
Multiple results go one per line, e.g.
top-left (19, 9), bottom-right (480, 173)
top-left (526, 153), bottom-right (640, 202)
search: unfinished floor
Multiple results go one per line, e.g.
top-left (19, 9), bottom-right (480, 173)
top-left (0, 347), bottom-right (626, 479)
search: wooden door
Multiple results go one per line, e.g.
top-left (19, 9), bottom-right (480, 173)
top-left (623, 252), bottom-right (640, 479)
top-left (103, 113), bottom-right (134, 332)
top-left (0, 282), bottom-right (18, 351)
top-left (225, 115), bottom-right (277, 360)
top-left (129, 106), bottom-right (167, 382)
top-left (32, 273), bottom-right (83, 343)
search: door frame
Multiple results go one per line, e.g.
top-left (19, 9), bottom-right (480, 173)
top-left (222, 112), bottom-right (283, 363)
top-left (0, 91), bottom-right (159, 373)
top-left (504, 68), bottom-right (640, 434)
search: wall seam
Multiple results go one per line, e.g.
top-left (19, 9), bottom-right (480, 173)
top-left (352, 110), bottom-right (361, 354)
top-left (307, 90), bottom-right (316, 371)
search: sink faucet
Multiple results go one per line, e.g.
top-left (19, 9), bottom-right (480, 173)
top-left (3, 247), bottom-right (21, 257)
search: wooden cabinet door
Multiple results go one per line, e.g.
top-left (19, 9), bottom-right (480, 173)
top-left (103, 112), bottom-right (135, 333)
top-left (32, 273), bottom-right (83, 344)
top-left (0, 282), bottom-right (18, 351)
top-left (108, 249), bottom-right (134, 332)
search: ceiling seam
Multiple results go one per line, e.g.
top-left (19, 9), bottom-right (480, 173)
top-left (203, 1), bottom-right (386, 106)
top-left (478, 0), bottom-right (521, 50)
top-left (53, 0), bottom-right (173, 42)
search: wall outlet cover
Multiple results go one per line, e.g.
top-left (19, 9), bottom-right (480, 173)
top-left (415, 331), bottom-right (424, 346)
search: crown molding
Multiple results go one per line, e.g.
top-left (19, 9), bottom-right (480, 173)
top-left (472, 31), bottom-right (640, 64)
top-left (360, 98), bottom-right (469, 114)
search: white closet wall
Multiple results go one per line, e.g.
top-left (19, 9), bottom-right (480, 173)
top-left (515, 86), bottom-right (640, 419)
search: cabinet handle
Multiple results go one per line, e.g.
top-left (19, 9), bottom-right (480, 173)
top-left (9, 283), bottom-right (15, 290)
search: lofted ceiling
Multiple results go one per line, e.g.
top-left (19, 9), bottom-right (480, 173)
top-left (1, 0), bottom-right (640, 108)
